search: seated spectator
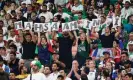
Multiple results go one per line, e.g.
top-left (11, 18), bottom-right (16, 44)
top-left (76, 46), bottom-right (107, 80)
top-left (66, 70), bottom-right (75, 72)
top-left (39, 5), bottom-right (53, 22)
top-left (68, 60), bottom-right (81, 80)
top-left (9, 52), bottom-right (19, 75)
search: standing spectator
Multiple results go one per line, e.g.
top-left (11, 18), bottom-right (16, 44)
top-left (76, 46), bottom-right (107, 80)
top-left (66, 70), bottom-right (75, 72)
top-left (35, 33), bottom-right (50, 65)
top-left (19, 32), bottom-right (36, 71)
top-left (53, 31), bottom-right (74, 69)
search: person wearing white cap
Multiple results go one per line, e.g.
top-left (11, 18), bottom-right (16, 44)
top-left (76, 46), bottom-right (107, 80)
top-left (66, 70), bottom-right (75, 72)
top-left (127, 41), bottom-right (133, 61)
top-left (23, 60), bottom-right (45, 80)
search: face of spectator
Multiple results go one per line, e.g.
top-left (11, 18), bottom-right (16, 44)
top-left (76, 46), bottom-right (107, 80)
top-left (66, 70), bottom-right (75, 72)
top-left (129, 34), bottom-right (133, 41)
top-left (58, 7), bottom-right (62, 13)
top-left (52, 64), bottom-right (58, 72)
top-left (59, 70), bottom-right (66, 77)
top-left (21, 3), bottom-right (26, 8)
top-left (9, 73), bottom-right (16, 80)
top-left (0, 21), bottom-right (3, 27)
top-left (121, 54), bottom-right (128, 61)
top-left (27, 5), bottom-right (32, 11)
top-left (19, 60), bottom-right (25, 67)
top-left (52, 54), bottom-right (59, 61)
top-left (89, 61), bottom-right (95, 68)
top-left (128, 44), bottom-right (133, 52)
top-left (88, 8), bottom-right (93, 15)
top-left (25, 35), bottom-right (32, 42)
top-left (5, 13), bottom-right (11, 20)
top-left (101, 16), bottom-right (106, 23)
top-left (42, 6), bottom-right (47, 12)
top-left (113, 41), bottom-right (118, 47)
top-left (80, 33), bottom-right (86, 41)
top-left (105, 62), bottom-right (112, 70)
top-left (78, 13), bottom-right (82, 19)
top-left (41, 37), bottom-right (47, 45)
top-left (62, 32), bottom-right (69, 37)
top-left (109, 5), bottom-right (114, 10)
top-left (129, 16), bottom-right (133, 23)
top-left (125, 2), bottom-right (130, 9)
top-left (74, 0), bottom-right (79, 5)
top-left (21, 66), bottom-right (27, 74)
top-left (10, 54), bottom-right (16, 61)
top-left (44, 67), bottom-right (51, 75)
top-left (10, 29), bottom-right (15, 37)
top-left (98, 9), bottom-right (102, 14)
top-left (104, 53), bottom-right (110, 59)
top-left (53, 16), bottom-right (58, 22)
top-left (10, 47), bottom-right (16, 53)
top-left (32, 65), bottom-right (39, 72)
top-left (40, 16), bottom-right (45, 23)
top-left (17, 11), bottom-right (23, 18)
top-left (72, 60), bottom-right (79, 68)
top-left (105, 27), bottom-right (110, 33)
top-left (125, 75), bottom-right (132, 80)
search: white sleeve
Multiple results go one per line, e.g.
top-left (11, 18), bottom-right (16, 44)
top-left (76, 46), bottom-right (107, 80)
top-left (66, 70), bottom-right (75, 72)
top-left (49, 12), bottom-right (54, 19)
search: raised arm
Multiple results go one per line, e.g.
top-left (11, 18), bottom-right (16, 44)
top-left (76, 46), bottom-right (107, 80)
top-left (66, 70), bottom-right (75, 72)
top-left (18, 30), bottom-right (24, 43)
top-left (52, 31), bottom-right (58, 41)
top-left (68, 31), bottom-right (74, 40)
top-left (30, 30), bottom-right (37, 43)
top-left (86, 30), bottom-right (91, 44)
top-left (37, 32), bottom-right (41, 45)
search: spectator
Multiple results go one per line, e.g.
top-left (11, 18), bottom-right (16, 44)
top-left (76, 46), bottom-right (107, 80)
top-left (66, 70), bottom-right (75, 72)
top-left (24, 60), bottom-right (45, 80)
top-left (50, 62), bottom-right (60, 80)
top-left (39, 5), bottom-right (53, 23)
top-left (9, 52), bottom-right (19, 75)
top-left (59, 69), bottom-right (72, 80)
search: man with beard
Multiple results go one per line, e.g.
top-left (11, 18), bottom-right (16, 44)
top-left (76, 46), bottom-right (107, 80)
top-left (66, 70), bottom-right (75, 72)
top-left (24, 60), bottom-right (45, 80)
top-left (39, 5), bottom-right (53, 22)
top-left (53, 31), bottom-right (74, 69)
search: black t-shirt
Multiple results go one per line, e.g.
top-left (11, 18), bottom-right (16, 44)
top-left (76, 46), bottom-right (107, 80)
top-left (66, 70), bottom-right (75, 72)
top-left (99, 33), bottom-right (115, 48)
top-left (22, 41), bottom-right (36, 59)
top-left (115, 60), bottom-right (133, 69)
top-left (71, 70), bottom-right (81, 80)
top-left (58, 37), bottom-right (73, 69)
top-left (9, 58), bottom-right (19, 75)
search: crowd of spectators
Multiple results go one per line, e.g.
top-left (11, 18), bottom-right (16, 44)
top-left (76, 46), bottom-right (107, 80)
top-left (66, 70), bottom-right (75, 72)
top-left (0, 0), bottom-right (133, 80)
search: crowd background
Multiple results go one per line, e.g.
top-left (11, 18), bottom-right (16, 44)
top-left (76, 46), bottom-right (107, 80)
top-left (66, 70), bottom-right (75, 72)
top-left (0, 0), bottom-right (133, 80)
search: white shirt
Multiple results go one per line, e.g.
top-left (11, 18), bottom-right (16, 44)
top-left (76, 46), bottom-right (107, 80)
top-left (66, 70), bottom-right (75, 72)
top-left (49, 72), bottom-right (59, 80)
top-left (44, 75), bottom-right (52, 80)
top-left (24, 73), bottom-right (46, 80)
top-left (72, 4), bottom-right (83, 16)
top-left (0, 41), bottom-right (5, 47)
top-left (39, 12), bottom-right (53, 23)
